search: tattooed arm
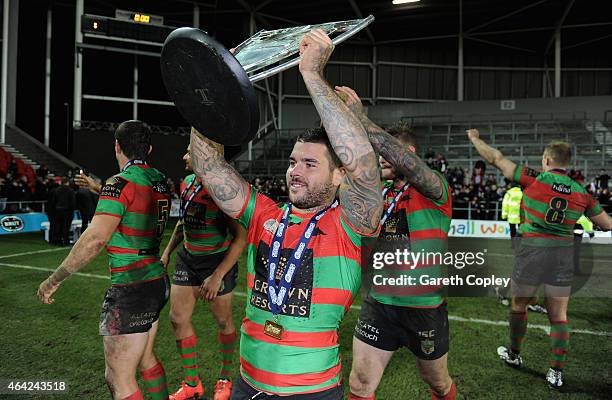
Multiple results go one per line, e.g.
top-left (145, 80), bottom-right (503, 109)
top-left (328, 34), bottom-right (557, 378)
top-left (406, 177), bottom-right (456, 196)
top-left (299, 30), bottom-right (382, 234)
top-left (37, 214), bottom-right (120, 304)
top-left (335, 86), bottom-right (444, 201)
top-left (466, 129), bottom-right (517, 181)
top-left (189, 129), bottom-right (250, 218)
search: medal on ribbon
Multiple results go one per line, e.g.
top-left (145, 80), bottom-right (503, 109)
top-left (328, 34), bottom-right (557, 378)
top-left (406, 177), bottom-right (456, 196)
top-left (180, 177), bottom-right (203, 219)
top-left (380, 182), bottom-right (410, 225)
top-left (263, 200), bottom-right (338, 340)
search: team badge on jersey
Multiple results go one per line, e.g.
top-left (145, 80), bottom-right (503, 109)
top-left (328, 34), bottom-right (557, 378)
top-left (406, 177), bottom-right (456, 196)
top-left (100, 176), bottom-right (129, 199)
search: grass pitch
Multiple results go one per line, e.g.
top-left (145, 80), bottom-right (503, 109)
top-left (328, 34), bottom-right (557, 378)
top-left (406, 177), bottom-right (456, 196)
top-left (1, 226), bottom-right (611, 399)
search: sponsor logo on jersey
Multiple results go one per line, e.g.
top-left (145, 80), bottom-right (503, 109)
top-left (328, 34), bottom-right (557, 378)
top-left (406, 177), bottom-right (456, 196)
top-left (552, 183), bottom-right (572, 195)
top-left (100, 176), bottom-right (129, 199)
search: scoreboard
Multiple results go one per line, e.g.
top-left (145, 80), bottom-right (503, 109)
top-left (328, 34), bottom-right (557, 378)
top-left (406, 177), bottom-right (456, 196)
top-left (115, 9), bottom-right (164, 26)
top-left (81, 9), bottom-right (173, 44)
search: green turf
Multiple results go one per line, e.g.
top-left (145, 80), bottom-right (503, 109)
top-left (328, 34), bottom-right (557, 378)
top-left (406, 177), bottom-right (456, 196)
top-left (1, 228), bottom-right (611, 399)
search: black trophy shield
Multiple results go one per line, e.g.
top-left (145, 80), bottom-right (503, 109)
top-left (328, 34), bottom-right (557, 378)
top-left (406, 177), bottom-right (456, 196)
top-left (160, 28), bottom-right (259, 146)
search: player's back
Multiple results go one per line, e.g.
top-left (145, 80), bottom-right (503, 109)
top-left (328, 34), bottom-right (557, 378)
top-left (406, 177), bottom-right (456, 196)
top-left (96, 163), bottom-right (171, 285)
top-left (516, 165), bottom-right (600, 246)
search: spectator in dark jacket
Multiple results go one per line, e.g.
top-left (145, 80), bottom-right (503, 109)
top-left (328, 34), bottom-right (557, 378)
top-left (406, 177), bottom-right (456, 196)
top-left (48, 177), bottom-right (76, 246)
top-left (75, 187), bottom-right (98, 232)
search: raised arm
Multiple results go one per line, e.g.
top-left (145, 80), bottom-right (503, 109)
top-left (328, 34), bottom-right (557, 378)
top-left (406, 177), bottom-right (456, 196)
top-left (189, 130), bottom-right (250, 219)
top-left (589, 211), bottom-right (612, 231)
top-left (335, 86), bottom-right (443, 200)
top-left (467, 129), bottom-right (517, 181)
top-left (298, 30), bottom-right (382, 234)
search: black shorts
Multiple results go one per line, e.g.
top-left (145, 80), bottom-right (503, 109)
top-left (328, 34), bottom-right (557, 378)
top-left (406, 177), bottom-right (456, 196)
top-left (172, 246), bottom-right (238, 295)
top-left (353, 295), bottom-right (449, 360)
top-left (230, 374), bottom-right (343, 400)
top-left (99, 276), bottom-right (170, 336)
top-left (513, 244), bottom-right (574, 287)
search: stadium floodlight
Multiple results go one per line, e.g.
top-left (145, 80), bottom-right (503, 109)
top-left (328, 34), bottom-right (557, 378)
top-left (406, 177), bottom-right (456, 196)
top-left (392, 0), bottom-right (421, 4)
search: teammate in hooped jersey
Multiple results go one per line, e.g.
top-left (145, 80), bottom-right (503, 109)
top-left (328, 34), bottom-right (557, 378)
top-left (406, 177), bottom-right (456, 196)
top-left (336, 86), bottom-right (456, 400)
top-left (189, 30), bottom-right (383, 399)
top-left (467, 128), bottom-right (612, 390)
top-left (161, 142), bottom-right (246, 400)
top-left (38, 121), bottom-right (172, 400)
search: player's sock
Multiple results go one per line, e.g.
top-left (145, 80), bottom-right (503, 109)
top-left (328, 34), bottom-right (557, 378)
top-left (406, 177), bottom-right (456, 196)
top-left (348, 393), bottom-right (376, 400)
top-left (141, 361), bottom-right (169, 400)
top-left (121, 389), bottom-right (144, 400)
top-left (510, 310), bottom-right (528, 354)
top-left (430, 382), bottom-right (456, 400)
top-left (219, 330), bottom-right (238, 379)
top-left (549, 320), bottom-right (569, 370)
top-left (177, 335), bottom-right (200, 386)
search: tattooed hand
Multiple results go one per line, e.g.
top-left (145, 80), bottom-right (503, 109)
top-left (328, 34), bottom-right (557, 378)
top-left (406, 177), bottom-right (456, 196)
top-left (336, 85), bottom-right (444, 201)
top-left (334, 86), bottom-right (366, 119)
top-left (298, 29), bottom-right (335, 76)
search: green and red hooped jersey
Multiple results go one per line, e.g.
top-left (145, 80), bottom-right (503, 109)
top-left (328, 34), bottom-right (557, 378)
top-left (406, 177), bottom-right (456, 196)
top-left (236, 186), bottom-right (377, 395)
top-left (513, 164), bottom-right (602, 246)
top-left (95, 164), bottom-right (171, 286)
top-left (370, 171), bottom-right (452, 308)
top-left (180, 174), bottom-right (231, 256)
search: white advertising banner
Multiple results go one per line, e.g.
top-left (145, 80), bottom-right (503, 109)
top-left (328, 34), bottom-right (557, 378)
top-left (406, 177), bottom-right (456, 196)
top-left (449, 219), bottom-right (611, 240)
top-left (449, 219), bottom-right (511, 239)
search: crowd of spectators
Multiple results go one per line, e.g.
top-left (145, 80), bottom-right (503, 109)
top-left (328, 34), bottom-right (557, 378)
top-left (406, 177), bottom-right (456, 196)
top-left (2, 144), bottom-right (610, 221)
top-left (251, 176), bottom-right (288, 202)
top-left (246, 152), bottom-right (611, 220)
top-left (1, 146), bottom-right (58, 213)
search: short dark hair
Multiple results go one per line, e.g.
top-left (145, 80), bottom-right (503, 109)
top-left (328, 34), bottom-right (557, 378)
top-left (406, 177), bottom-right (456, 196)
top-left (544, 141), bottom-right (571, 166)
top-left (387, 123), bottom-right (418, 150)
top-left (296, 127), bottom-right (341, 169)
top-left (115, 120), bottom-right (151, 160)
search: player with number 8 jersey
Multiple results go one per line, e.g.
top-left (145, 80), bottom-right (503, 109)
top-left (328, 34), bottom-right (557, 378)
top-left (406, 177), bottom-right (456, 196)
top-left (467, 129), bottom-right (612, 391)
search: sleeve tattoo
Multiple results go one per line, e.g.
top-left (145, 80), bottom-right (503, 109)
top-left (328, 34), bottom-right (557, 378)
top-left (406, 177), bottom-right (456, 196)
top-left (302, 74), bottom-right (383, 233)
top-left (189, 133), bottom-right (249, 218)
top-left (361, 118), bottom-right (444, 201)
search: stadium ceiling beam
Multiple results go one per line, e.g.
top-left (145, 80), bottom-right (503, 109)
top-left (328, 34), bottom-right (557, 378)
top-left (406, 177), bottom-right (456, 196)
top-left (461, 21), bottom-right (612, 37)
top-left (470, 26), bottom-right (553, 36)
top-left (234, 0), bottom-right (274, 31)
top-left (464, 36), bottom-right (537, 54)
top-left (466, 0), bottom-right (549, 34)
top-left (544, 0), bottom-right (575, 55)
top-left (562, 33), bottom-right (612, 51)
top-left (375, 34), bottom-right (458, 45)
top-left (347, 0), bottom-right (375, 44)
